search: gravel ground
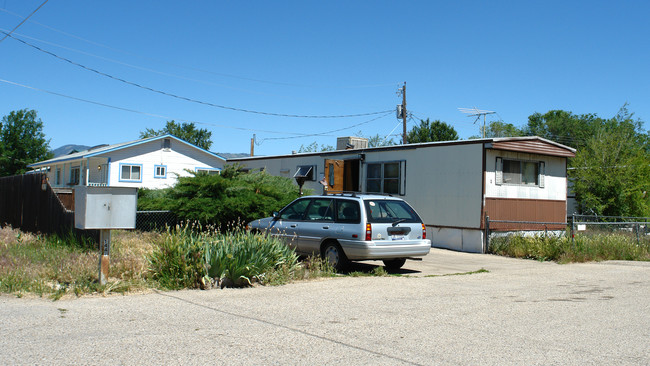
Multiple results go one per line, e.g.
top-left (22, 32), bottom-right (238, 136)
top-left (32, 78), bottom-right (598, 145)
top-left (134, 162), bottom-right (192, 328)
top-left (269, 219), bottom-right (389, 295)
top-left (1, 249), bottom-right (649, 365)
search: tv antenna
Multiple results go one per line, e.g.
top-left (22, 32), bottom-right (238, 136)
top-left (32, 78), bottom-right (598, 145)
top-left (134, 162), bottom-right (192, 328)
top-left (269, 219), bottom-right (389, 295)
top-left (458, 107), bottom-right (496, 138)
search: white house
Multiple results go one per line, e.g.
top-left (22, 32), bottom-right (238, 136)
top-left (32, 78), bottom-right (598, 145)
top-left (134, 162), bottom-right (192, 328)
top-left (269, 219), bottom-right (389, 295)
top-left (29, 134), bottom-right (226, 191)
top-left (230, 136), bottom-right (576, 253)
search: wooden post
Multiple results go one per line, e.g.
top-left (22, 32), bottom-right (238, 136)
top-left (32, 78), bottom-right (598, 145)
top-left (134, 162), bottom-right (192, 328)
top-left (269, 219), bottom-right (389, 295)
top-left (99, 229), bottom-right (111, 285)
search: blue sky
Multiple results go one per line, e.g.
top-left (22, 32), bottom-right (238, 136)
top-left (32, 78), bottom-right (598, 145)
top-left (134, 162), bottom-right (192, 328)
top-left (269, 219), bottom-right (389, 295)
top-left (1, 1), bottom-right (648, 156)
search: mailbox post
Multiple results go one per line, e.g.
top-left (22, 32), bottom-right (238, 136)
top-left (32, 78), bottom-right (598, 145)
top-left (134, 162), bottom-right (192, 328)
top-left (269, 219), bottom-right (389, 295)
top-left (75, 186), bottom-right (137, 285)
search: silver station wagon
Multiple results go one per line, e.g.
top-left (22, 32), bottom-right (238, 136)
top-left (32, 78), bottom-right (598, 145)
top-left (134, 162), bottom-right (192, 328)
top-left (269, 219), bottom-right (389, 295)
top-left (248, 193), bottom-right (431, 271)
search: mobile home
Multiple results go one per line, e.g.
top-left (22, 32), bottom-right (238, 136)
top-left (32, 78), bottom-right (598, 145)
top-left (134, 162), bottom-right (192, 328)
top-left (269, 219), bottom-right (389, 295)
top-left (231, 136), bottom-right (575, 253)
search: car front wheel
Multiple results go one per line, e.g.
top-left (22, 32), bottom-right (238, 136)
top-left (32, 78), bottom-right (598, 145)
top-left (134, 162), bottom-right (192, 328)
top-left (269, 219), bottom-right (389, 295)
top-left (322, 242), bottom-right (349, 272)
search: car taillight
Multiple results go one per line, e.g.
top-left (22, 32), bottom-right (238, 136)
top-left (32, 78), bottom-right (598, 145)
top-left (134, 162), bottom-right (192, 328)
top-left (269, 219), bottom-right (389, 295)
top-left (365, 223), bottom-right (372, 241)
top-left (422, 224), bottom-right (427, 239)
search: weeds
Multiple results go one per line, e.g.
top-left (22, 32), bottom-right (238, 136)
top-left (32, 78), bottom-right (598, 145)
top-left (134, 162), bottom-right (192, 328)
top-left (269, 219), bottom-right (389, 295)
top-left (489, 233), bottom-right (650, 263)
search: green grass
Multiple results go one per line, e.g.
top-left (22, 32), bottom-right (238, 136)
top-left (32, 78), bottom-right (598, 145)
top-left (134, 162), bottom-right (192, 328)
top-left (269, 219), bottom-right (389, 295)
top-left (489, 233), bottom-right (650, 263)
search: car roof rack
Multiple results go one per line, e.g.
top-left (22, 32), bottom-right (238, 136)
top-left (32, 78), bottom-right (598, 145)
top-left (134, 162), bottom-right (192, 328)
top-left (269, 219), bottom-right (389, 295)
top-left (324, 191), bottom-right (357, 197)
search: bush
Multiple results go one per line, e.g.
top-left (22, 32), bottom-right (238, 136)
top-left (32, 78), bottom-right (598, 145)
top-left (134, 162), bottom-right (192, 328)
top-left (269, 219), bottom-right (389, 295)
top-left (147, 225), bottom-right (301, 289)
top-left (138, 166), bottom-right (303, 229)
top-left (489, 232), bottom-right (650, 263)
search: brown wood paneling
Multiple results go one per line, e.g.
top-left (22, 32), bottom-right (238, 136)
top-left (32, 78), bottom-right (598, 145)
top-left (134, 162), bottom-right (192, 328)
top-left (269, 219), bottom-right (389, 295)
top-left (483, 198), bottom-right (567, 230)
top-left (490, 140), bottom-right (575, 157)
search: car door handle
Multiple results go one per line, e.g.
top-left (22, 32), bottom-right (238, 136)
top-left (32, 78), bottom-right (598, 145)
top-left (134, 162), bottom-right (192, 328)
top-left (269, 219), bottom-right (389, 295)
top-left (322, 226), bottom-right (329, 229)
top-left (290, 224), bottom-right (297, 228)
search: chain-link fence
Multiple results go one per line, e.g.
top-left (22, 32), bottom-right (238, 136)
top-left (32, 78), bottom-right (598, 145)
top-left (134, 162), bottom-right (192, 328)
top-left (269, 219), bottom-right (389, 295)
top-left (484, 217), bottom-right (568, 253)
top-left (136, 211), bottom-right (178, 231)
top-left (571, 214), bottom-right (650, 246)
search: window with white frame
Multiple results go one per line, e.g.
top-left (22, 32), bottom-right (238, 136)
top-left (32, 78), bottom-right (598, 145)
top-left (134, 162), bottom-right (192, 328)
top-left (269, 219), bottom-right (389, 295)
top-left (154, 165), bottom-right (167, 178)
top-left (196, 168), bottom-right (220, 175)
top-left (366, 161), bottom-right (404, 195)
top-left (496, 158), bottom-right (545, 187)
top-left (120, 164), bottom-right (142, 182)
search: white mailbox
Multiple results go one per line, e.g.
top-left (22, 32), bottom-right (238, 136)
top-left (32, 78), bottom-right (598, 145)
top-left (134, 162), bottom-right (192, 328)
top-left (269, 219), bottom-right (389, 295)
top-left (74, 186), bottom-right (137, 229)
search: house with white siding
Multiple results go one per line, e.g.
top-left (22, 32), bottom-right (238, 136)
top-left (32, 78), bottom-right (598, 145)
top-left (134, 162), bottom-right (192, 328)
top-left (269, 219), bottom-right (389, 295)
top-left (230, 136), bottom-right (576, 253)
top-left (28, 134), bottom-right (225, 192)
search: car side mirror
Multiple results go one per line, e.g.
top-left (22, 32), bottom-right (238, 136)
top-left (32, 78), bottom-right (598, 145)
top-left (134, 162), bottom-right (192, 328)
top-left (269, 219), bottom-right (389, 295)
top-left (272, 211), bottom-right (279, 219)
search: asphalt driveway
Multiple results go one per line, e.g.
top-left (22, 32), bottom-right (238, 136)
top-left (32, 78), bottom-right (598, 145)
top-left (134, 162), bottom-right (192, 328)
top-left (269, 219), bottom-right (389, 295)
top-left (2, 249), bottom-right (649, 365)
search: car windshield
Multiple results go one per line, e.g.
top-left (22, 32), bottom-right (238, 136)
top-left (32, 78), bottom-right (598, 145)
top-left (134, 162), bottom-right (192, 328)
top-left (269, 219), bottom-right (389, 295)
top-left (364, 199), bottom-right (421, 223)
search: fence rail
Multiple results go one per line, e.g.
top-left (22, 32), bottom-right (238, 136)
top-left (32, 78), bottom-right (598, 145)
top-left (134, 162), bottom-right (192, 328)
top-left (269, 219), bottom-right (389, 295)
top-left (571, 214), bottom-right (649, 246)
top-left (484, 216), bottom-right (569, 253)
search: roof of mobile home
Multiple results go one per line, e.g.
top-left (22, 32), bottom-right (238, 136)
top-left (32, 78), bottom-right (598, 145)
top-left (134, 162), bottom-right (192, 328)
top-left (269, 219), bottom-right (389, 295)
top-left (230, 136), bottom-right (576, 161)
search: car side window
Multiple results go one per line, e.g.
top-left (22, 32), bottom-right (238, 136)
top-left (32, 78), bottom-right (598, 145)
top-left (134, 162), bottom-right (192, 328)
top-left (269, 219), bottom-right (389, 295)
top-left (304, 198), bottom-right (335, 221)
top-left (336, 200), bottom-right (360, 223)
top-left (278, 199), bottom-right (310, 220)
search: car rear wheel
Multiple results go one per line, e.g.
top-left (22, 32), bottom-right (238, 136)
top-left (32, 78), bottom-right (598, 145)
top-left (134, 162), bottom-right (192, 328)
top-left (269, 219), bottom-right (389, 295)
top-left (322, 241), bottom-right (349, 272)
top-left (382, 258), bottom-right (406, 270)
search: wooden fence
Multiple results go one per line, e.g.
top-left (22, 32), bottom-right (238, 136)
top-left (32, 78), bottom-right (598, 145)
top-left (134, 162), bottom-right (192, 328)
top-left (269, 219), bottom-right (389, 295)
top-left (0, 173), bottom-right (97, 241)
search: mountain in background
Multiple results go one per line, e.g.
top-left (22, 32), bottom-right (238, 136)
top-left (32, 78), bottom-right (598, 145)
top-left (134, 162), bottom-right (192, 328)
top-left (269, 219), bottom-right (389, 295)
top-left (52, 144), bottom-right (90, 158)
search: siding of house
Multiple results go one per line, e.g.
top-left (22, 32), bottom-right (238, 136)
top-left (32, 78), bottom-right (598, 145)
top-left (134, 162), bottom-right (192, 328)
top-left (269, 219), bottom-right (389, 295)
top-left (105, 139), bottom-right (224, 189)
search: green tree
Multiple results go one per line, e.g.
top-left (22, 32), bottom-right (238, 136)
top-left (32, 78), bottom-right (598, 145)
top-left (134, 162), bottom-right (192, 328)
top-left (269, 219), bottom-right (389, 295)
top-left (298, 141), bottom-right (334, 153)
top-left (406, 119), bottom-right (458, 143)
top-left (367, 133), bottom-right (397, 147)
top-left (523, 110), bottom-right (604, 149)
top-left (138, 167), bottom-right (301, 228)
top-left (479, 120), bottom-right (524, 138)
top-left (568, 106), bottom-right (650, 216)
top-left (0, 109), bottom-right (53, 176)
top-left (140, 120), bottom-right (213, 150)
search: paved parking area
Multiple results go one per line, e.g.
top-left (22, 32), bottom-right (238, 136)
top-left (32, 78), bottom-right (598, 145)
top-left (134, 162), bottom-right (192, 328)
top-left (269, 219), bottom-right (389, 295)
top-left (2, 249), bottom-right (649, 365)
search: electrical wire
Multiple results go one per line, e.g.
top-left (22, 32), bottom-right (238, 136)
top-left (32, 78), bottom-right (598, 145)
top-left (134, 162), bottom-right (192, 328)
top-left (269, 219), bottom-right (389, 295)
top-left (0, 78), bottom-right (394, 140)
top-left (257, 111), bottom-right (393, 143)
top-left (0, 7), bottom-right (396, 89)
top-left (1, 31), bottom-right (393, 119)
top-left (0, 0), bottom-right (48, 44)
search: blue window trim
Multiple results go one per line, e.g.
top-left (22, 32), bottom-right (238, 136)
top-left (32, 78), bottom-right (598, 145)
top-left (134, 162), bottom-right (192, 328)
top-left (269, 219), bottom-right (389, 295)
top-left (154, 164), bottom-right (167, 179)
top-left (118, 163), bottom-right (143, 183)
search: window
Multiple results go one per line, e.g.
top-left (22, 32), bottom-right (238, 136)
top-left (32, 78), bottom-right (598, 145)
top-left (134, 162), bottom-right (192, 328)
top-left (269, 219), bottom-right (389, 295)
top-left (364, 199), bottom-right (421, 223)
top-left (294, 165), bottom-right (316, 181)
top-left (120, 164), bottom-right (142, 182)
top-left (496, 158), bottom-right (545, 187)
top-left (278, 198), bottom-right (311, 220)
top-left (305, 198), bottom-right (335, 221)
top-left (154, 165), bottom-right (167, 178)
top-left (196, 168), bottom-right (220, 175)
top-left (70, 166), bottom-right (80, 185)
top-left (336, 200), bottom-right (360, 223)
top-left (55, 168), bottom-right (61, 185)
top-left (163, 138), bottom-right (171, 151)
top-left (366, 161), bottom-right (404, 195)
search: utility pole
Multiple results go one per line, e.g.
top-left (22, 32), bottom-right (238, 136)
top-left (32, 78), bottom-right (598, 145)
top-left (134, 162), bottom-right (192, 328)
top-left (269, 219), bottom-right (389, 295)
top-left (250, 134), bottom-right (255, 156)
top-left (399, 82), bottom-right (407, 144)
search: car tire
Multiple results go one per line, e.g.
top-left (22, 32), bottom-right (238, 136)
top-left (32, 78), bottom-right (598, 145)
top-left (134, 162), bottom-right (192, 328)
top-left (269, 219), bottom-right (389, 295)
top-left (382, 258), bottom-right (406, 270)
top-left (321, 241), bottom-right (349, 272)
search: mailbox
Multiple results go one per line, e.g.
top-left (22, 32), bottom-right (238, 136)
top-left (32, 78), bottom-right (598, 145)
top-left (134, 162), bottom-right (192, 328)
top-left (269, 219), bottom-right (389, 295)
top-left (74, 186), bottom-right (137, 230)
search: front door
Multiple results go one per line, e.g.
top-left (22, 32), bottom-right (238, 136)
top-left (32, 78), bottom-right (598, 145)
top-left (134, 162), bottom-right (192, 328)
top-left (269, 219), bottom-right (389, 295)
top-left (324, 159), bottom-right (344, 193)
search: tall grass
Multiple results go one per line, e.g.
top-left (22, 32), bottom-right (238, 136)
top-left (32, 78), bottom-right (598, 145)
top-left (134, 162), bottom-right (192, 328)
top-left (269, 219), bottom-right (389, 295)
top-left (489, 232), bottom-right (650, 263)
top-left (147, 224), bottom-right (326, 289)
top-left (0, 227), bottom-right (153, 299)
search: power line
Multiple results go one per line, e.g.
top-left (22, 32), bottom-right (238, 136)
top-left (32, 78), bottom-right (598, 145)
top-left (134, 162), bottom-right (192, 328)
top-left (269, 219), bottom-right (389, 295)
top-left (0, 7), bottom-right (396, 90)
top-left (0, 77), bottom-right (392, 140)
top-left (258, 112), bottom-right (393, 142)
top-left (2, 31), bottom-right (393, 119)
top-left (0, 0), bottom-right (48, 44)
